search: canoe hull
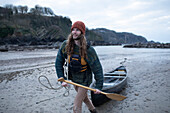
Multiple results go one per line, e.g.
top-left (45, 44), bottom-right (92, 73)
top-left (91, 66), bottom-right (127, 107)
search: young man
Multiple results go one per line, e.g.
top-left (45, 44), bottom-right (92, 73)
top-left (55, 21), bottom-right (103, 113)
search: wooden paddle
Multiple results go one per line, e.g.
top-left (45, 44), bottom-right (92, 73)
top-left (58, 77), bottom-right (126, 101)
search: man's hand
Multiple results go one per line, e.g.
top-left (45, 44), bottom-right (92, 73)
top-left (61, 82), bottom-right (68, 87)
top-left (94, 89), bottom-right (101, 94)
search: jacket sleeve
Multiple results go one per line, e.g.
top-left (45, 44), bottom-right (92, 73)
top-left (87, 47), bottom-right (103, 90)
top-left (55, 41), bottom-right (67, 79)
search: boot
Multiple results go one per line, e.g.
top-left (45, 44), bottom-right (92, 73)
top-left (89, 109), bottom-right (98, 113)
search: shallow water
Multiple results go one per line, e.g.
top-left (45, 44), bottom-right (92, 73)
top-left (95, 46), bottom-right (170, 72)
top-left (0, 49), bottom-right (58, 74)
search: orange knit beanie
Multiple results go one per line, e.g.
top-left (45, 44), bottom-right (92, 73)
top-left (71, 21), bottom-right (86, 35)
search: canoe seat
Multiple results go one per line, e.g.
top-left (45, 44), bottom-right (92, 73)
top-left (104, 76), bottom-right (125, 78)
top-left (105, 71), bottom-right (126, 76)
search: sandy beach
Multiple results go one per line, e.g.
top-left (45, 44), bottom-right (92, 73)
top-left (0, 46), bottom-right (170, 113)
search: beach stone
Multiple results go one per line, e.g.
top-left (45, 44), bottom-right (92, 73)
top-left (145, 97), bottom-right (151, 101)
top-left (135, 93), bottom-right (139, 96)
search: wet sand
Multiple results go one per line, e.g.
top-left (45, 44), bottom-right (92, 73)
top-left (0, 46), bottom-right (170, 113)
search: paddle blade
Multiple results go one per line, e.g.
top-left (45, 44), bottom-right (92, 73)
top-left (105, 93), bottom-right (127, 101)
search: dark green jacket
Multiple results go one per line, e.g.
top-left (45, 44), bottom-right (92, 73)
top-left (55, 40), bottom-right (103, 90)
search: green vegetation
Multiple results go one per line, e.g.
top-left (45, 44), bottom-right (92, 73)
top-left (86, 29), bottom-right (103, 41)
top-left (4, 4), bottom-right (54, 16)
top-left (0, 5), bottom-right (73, 45)
top-left (0, 26), bottom-right (14, 38)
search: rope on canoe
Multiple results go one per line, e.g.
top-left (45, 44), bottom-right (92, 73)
top-left (38, 75), bottom-right (71, 97)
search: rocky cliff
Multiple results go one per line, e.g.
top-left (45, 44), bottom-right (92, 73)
top-left (91, 28), bottom-right (147, 45)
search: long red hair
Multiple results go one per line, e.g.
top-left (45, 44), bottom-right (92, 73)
top-left (66, 33), bottom-right (87, 58)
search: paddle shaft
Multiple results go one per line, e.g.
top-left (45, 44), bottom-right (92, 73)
top-left (62, 79), bottom-right (97, 92)
top-left (63, 80), bottom-right (109, 95)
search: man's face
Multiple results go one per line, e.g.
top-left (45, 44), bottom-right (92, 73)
top-left (71, 28), bottom-right (81, 40)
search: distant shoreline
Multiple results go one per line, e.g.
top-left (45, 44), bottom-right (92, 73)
top-left (0, 44), bottom-right (60, 52)
top-left (1, 42), bottom-right (170, 52)
top-left (123, 43), bottom-right (170, 49)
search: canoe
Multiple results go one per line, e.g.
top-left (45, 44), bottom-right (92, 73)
top-left (90, 66), bottom-right (127, 107)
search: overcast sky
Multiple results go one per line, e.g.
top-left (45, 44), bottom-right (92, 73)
top-left (1, 0), bottom-right (170, 42)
